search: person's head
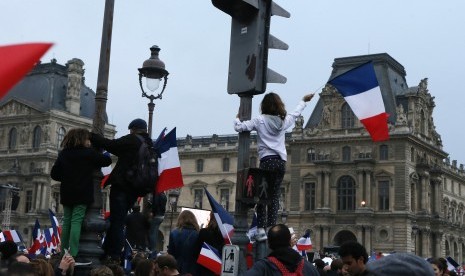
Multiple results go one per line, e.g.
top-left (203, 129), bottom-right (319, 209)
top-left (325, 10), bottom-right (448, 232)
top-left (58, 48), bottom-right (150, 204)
top-left (260, 92), bottom-right (287, 119)
top-left (128, 118), bottom-right (148, 134)
top-left (7, 261), bottom-right (36, 276)
top-left (132, 205), bottom-right (141, 213)
top-left (314, 259), bottom-right (326, 270)
top-left (155, 254), bottom-right (179, 276)
top-left (61, 128), bottom-right (91, 149)
top-left (365, 253), bottom-right (435, 276)
top-left (428, 258), bottom-right (445, 276)
top-left (107, 263), bottom-right (125, 276)
top-left (176, 210), bottom-right (199, 231)
top-left (30, 259), bottom-right (54, 276)
top-left (0, 240), bottom-right (18, 260)
top-left (135, 259), bottom-right (155, 276)
top-left (90, 265), bottom-right (113, 276)
top-left (14, 253), bottom-right (30, 263)
top-left (267, 224), bottom-right (291, 251)
top-left (206, 212), bottom-right (218, 230)
top-left (330, 258), bottom-right (343, 272)
top-left (338, 241), bottom-right (368, 276)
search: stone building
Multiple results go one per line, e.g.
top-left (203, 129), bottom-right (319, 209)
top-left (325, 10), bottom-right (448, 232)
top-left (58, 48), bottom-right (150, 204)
top-left (0, 58), bottom-right (115, 245)
top-left (169, 53), bottom-right (465, 262)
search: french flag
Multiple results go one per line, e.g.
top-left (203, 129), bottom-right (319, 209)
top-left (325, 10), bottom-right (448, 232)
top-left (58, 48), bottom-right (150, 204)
top-left (0, 43), bottom-right (53, 100)
top-left (29, 219), bottom-right (46, 255)
top-left (205, 188), bottom-right (234, 244)
top-left (2, 230), bottom-right (24, 245)
top-left (197, 242), bottom-right (222, 275)
top-left (296, 230), bottom-right (312, 251)
top-left (154, 127), bottom-right (184, 193)
top-left (44, 228), bottom-right (57, 254)
top-left (328, 62), bottom-right (389, 141)
top-left (48, 209), bottom-right (61, 244)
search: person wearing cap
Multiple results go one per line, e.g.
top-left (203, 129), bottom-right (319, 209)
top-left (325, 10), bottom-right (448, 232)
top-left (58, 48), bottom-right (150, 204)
top-left (154, 254), bottom-right (180, 276)
top-left (365, 253), bottom-right (435, 276)
top-left (90, 118), bottom-right (152, 263)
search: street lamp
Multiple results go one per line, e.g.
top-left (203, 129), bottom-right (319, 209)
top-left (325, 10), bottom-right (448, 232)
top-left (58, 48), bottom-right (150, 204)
top-left (168, 189), bottom-right (180, 233)
top-left (138, 45), bottom-right (169, 138)
top-left (361, 200), bottom-right (366, 207)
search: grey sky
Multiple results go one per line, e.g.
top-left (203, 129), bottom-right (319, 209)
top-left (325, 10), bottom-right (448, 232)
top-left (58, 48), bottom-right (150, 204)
top-left (1, 1), bottom-right (464, 163)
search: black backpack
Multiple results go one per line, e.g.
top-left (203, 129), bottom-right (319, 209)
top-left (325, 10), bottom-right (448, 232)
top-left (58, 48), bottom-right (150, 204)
top-left (126, 135), bottom-right (159, 196)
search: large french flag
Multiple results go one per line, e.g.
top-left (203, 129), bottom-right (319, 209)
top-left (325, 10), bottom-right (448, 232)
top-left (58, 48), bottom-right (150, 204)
top-left (197, 242), bottom-right (222, 275)
top-left (154, 128), bottom-right (184, 193)
top-left (0, 43), bottom-right (53, 99)
top-left (296, 230), bottom-right (312, 251)
top-left (205, 188), bottom-right (234, 244)
top-left (328, 62), bottom-right (389, 141)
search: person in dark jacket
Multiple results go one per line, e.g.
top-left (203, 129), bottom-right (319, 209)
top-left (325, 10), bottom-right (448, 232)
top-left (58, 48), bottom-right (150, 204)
top-left (89, 118), bottom-right (151, 262)
top-left (195, 212), bottom-right (225, 276)
top-left (125, 205), bottom-right (150, 250)
top-left (245, 224), bottom-right (319, 276)
top-left (148, 191), bottom-right (167, 254)
top-left (51, 128), bottom-right (111, 260)
top-left (168, 210), bottom-right (200, 276)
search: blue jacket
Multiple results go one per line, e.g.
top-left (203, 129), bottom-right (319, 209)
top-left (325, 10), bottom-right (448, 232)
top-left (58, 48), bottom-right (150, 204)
top-left (168, 226), bottom-right (200, 275)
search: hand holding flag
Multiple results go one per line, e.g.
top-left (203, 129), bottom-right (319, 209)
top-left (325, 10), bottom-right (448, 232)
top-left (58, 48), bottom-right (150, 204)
top-left (197, 242), bottom-right (222, 275)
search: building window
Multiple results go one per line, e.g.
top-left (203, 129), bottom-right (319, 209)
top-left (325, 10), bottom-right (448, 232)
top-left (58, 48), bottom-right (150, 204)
top-left (8, 128), bottom-right (17, 149)
top-left (220, 189), bottom-right (229, 211)
top-left (250, 157), bottom-right (257, 168)
top-left (196, 159), bottom-right (204, 173)
top-left (341, 103), bottom-right (355, 129)
top-left (194, 189), bottom-right (203, 209)
top-left (304, 182), bottom-right (316, 211)
top-left (337, 176), bottom-right (356, 211)
top-left (57, 127), bottom-right (66, 148)
top-left (378, 181), bottom-right (390, 211)
top-left (222, 158), bottom-right (230, 172)
top-left (342, 146), bottom-right (351, 162)
top-left (32, 126), bottom-right (42, 149)
top-left (278, 187), bottom-right (286, 211)
top-left (307, 148), bottom-right (316, 162)
top-left (379, 145), bottom-right (388, 160)
top-left (25, 190), bottom-right (33, 213)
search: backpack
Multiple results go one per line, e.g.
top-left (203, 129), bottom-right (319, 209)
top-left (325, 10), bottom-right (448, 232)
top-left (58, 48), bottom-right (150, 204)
top-left (267, 256), bottom-right (304, 276)
top-left (126, 134), bottom-right (159, 196)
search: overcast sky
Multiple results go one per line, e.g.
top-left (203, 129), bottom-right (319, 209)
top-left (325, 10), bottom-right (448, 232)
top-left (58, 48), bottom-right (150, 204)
top-left (1, 1), bottom-right (464, 163)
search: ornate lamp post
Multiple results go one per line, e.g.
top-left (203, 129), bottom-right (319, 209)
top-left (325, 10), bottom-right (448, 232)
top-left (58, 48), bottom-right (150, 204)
top-left (168, 189), bottom-right (180, 233)
top-left (138, 45), bottom-right (169, 138)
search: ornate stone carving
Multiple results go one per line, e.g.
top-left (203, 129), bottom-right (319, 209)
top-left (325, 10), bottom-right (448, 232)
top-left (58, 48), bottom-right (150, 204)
top-left (395, 104), bottom-right (408, 126)
top-left (418, 78), bottom-right (428, 94)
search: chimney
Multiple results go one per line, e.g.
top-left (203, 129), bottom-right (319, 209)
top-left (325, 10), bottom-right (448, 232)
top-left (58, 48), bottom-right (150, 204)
top-left (65, 58), bottom-right (84, 115)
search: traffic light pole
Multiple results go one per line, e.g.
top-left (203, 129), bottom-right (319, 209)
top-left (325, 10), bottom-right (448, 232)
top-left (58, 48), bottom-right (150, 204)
top-left (232, 94), bottom-right (253, 274)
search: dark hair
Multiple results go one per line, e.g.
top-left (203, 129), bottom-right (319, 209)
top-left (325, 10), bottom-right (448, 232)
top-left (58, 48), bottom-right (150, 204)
top-left (260, 92), bottom-right (286, 120)
top-left (331, 258), bottom-right (343, 270)
top-left (428, 258), bottom-right (445, 272)
top-left (206, 212), bottom-right (218, 230)
top-left (107, 263), bottom-right (125, 276)
top-left (61, 128), bottom-right (90, 149)
top-left (314, 259), bottom-right (326, 269)
top-left (267, 224), bottom-right (291, 250)
top-left (338, 241), bottom-right (368, 264)
top-left (0, 240), bottom-right (18, 260)
top-left (7, 262), bottom-right (35, 276)
top-left (30, 259), bottom-right (54, 276)
top-left (135, 259), bottom-right (154, 276)
top-left (156, 254), bottom-right (178, 270)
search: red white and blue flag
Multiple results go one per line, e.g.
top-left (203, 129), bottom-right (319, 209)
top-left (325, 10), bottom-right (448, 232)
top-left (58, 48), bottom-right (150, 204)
top-left (44, 228), bottom-right (58, 254)
top-left (296, 230), bottom-right (313, 251)
top-left (0, 43), bottom-right (53, 100)
top-left (29, 219), bottom-right (46, 255)
top-left (204, 188), bottom-right (234, 244)
top-left (48, 209), bottom-right (61, 244)
top-left (1, 229), bottom-right (24, 244)
top-left (328, 62), bottom-right (389, 141)
top-left (154, 128), bottom-right (184, 193)
top-left (197, 242), bottom-right (222, 275)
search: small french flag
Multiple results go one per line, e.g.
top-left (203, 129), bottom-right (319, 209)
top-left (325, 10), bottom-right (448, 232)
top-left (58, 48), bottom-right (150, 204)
top-left (205, 188), bottom-right (234, 244)
top-left (328, 62), bottom-right (389, 142)
top-left (296, 230), bottom-right (313, 251)
top-left (197, 242), bottom-right (222, 275)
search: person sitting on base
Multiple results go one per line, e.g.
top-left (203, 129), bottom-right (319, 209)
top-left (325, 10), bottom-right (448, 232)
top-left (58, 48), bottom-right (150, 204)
top-left (245, 224), bottom-right (319, 275)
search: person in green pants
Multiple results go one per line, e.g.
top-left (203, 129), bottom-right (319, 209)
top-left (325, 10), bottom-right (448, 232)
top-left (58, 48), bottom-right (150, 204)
top-left (51, 128), bottom-right (112, 265)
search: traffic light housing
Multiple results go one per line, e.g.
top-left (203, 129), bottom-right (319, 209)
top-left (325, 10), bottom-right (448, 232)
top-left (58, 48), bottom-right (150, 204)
top-left (212, 0), bottom-right (290, 95)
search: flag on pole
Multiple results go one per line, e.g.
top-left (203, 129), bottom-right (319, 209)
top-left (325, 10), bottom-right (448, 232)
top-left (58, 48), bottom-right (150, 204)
top-left (154, 127), bottom-right (184, 193)
top-left (204, 188), bottom-right (234, 244)
top-left (0, 232), bottom-right (4, 242)
top-left (29, 219), bottom-right (46, 255)
top-left (123, 239), bottom-right (133, 273)
top-left (0, 43), bottom-right (53, 99)
top-left (44, 228), bottom-right (58, 255)
top-left (328, 62), bottom-right (389, 141)
top-left (446, 256), bottom-right (460, 272)
top-left (296, 230), bottom-right (313, 251)
top-left (197, 242), bottom-right (222, 275)
top-left (48, 209), bottom-right (61, 244)
top-left (2, 230), bottom-right (23, 243)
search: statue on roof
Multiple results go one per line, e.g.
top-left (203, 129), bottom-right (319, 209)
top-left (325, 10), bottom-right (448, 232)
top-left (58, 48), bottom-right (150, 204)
top-left (417, 78), bottom-right (428, 94)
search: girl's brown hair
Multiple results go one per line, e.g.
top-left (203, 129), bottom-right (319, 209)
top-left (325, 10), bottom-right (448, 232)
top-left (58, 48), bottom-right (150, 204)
top-left (260, 92), bottom-right (286, 120)
top-left (30, 259), bottom-right (54, 276)
top-left (206, 211), bottom-right (218, 230)
top-left (176, 210), bottom-right (200, 231)
top-left (60, 128), bottom-right (90, 149)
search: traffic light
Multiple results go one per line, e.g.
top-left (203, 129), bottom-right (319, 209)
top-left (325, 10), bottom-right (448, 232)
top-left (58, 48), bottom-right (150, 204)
top-left (212, 0), bottom-right (290, 95)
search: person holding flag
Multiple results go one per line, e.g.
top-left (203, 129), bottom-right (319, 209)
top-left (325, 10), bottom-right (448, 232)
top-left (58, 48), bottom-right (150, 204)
top-left (195, 211), bottom-right (225, 275)
top-left (234, 92), bottom-right (314, 234)
top-left (51, 128), bottom-right (112, 265)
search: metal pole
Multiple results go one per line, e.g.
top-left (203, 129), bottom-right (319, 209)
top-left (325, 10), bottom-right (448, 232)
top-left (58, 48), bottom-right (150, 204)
top-left (142, 100), bottom-right (155, 218)
top-left (147, 101), bottom-right (155, 138)
top-left (77, 0), bottom-right (114, 272)
top-left (231, 94), bottom-right (253, 274)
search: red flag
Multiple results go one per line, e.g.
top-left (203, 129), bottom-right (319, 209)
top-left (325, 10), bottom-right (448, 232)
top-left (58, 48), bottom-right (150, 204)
top-left (0, 43), bottom-right (53, 99)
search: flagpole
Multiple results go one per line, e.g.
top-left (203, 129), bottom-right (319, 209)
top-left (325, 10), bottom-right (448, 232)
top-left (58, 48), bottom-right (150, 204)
top-left (222, 224), bottom-right (233, 245)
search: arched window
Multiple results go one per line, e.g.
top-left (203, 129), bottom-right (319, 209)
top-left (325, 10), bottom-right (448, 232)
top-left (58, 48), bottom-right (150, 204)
top-left (342, 146), bottom-right (351, 162)
top-left (222, 158), bottom-right (230, 172)
top-left (57, 127), bottom-right (66, 148)
top-left (8, 128), bottom-right (17, 149)
top-left (379, 145), bottom-right (388, 160)
top-left (337, 176), bottom-right (356, 211)
top-left (341, 103), bottom-right (355, 129)
top-left (196, 159), bottom-right (204, 173)
top-left (32, 126), bottom-right (42, 149)
top-left (307, 148), bottom-right (316, 162)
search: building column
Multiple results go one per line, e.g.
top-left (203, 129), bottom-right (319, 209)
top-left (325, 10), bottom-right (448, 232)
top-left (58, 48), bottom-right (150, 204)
top-left (323, 171), bottom-right (330, 208)
top-left (356, 225), bottom-right (363, 243)
top-left (316, 172), bottom-right (322, 208)
top-left (41, 183), bottom-right (47, 210)
top-left (356, 170), bottom-right (364, 206)
top-left (365, 226), bottom-right (372, 252)
top-left (35, 183), bottom-right (42, 210)
top-left (322, 226), bottom-right (330, 246)
top-left (435, 232), bottom-right (443, 258)
top-left (420, 174), bottom-right (428, 211)
top-left (365, 171), bottom-right (372, 207)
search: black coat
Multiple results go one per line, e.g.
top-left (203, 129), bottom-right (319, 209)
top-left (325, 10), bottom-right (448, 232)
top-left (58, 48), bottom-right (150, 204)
top-left (89, 132), bottom-right (150, 193)
top-left (195, 227), bottom-right (225, 276)
top-left (51, 146), bottom-right (112, 205)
